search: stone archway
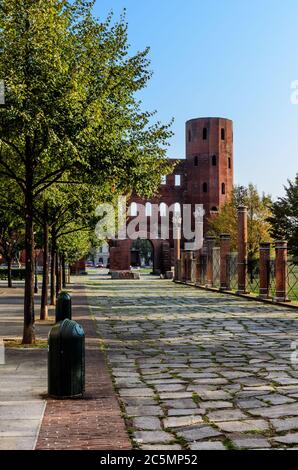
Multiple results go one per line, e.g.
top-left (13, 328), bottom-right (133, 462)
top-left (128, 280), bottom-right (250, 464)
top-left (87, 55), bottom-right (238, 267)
top-left (131, 239), bottom-right (154, 269)
top-left (109, 238), bottom-right (170, 275)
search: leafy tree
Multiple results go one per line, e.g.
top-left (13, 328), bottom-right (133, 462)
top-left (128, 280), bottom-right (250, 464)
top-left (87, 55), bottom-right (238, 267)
top-left (268, 174), bottom-right (298, 258)
top-left (0, 177), bottom-right (24, 287)
top-left (207, 184), bottom-right (272, 259)
top-left (0, 0), bottom-right (172, 343)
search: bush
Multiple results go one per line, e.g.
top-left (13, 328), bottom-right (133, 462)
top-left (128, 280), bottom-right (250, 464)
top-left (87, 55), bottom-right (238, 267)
top-left (0, 268), bottom-right (26, 280)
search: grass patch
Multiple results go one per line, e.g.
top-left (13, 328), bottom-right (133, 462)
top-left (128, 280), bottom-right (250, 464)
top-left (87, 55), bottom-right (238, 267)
top-left (192, 392), bottom-right (201, 406)
top-left (169, 434), bottom-right (189, 449)
top-left (223, 437), bottom-right (237, 450)
top-left (4, 338), bottom-right (48, 349)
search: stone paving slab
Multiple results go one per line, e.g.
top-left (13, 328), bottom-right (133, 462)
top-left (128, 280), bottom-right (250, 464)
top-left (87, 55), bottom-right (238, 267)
top-left (87, 274), bottom-right (298, 449)
top-left (0, 350), bottom-right (47, 450)
top-left (0, 288), bottom-right (53, 450)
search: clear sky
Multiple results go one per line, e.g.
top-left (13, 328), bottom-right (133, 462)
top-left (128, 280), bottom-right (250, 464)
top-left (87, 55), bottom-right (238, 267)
top-left (93, 0), bottom-right (298, 199)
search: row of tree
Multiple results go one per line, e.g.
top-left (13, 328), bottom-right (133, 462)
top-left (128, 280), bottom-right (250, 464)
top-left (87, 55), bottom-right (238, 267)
top-left (0, 0), bottom-right (173, 344)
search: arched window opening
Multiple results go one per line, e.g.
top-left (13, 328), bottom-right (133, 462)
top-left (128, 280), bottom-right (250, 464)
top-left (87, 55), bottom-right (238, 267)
top-left (221, 183), bottom-right (226, 195)
top-left (211, 206), bottom-right (218, 212)
top-left (194, 156), bottom-right (198, 167)
top-left (212, 155), bottom-right (217, 166)
top-left (129, 202), bottom-right (137, 217)
top-left (203, 182), bottom-right (208, 193)
top-left (175, 174), bottom-right (181, 186)
top-left (221, 128), bottom-right (225, 140)
top-left (228, 157), bottom-right (231, 169)
top-left (159, 202), bottom-right (167, 217)
top-left (145, 202), bottom-right (152, 217)
top-left (173, 202), bottom-right (181, 215)
top-left (203, 127), bottom-right (208, 140)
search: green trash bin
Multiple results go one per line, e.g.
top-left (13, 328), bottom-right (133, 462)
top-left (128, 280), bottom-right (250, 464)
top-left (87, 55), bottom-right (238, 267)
top-left (48, 319), bottom-right (85, 398)
top-left (55, 291), bottom-right (72, 323)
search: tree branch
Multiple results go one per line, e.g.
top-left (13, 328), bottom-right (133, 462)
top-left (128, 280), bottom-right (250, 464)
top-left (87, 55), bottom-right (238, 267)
top-left (57, 225), bottom-right (91, 239)
top-left (33, 165), bottom-right (69, 192)
top-left (0, 159), bottom-right (26, 192)
top-left (0, 138), bottom-right (24, 161)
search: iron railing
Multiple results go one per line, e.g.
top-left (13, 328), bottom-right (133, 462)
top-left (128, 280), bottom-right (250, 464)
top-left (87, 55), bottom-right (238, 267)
top-left (288, 258), bottom-right (298, 301)
top-left (227, 253), bottom-right (238, 290)
top-left (247, 258), bottom-right (260, 295)
top-left (267, 259), bottom-right (276, 299)
top-left (212, 247), bottom-right (220, 288)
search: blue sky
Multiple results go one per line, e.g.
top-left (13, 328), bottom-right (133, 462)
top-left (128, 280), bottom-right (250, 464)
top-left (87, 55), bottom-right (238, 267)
top-left (93, 0), bottom-right (298, 199)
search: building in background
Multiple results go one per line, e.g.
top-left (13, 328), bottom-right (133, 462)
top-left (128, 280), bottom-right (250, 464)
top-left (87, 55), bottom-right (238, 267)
top-left (109, 117), bottom-right (234, 274)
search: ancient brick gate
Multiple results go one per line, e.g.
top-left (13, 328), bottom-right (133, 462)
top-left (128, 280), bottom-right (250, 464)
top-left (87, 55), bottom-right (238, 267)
top-left (109, 116), bottom-right (234, 274)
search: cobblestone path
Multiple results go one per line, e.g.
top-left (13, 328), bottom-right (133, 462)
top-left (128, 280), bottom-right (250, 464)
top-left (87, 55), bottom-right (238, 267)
top-left (87, 274), bottom-right (298, 450)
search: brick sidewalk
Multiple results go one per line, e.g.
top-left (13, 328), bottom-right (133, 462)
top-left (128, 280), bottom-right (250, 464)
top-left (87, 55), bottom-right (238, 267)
top-left (36, 288), bottom-right (131, 450)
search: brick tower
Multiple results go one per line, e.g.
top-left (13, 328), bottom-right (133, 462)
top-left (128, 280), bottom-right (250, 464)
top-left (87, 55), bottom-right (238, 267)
top-left (185, 117), bottom-right (233, 219)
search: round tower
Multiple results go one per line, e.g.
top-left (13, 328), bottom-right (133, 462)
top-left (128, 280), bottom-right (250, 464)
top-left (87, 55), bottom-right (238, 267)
top-left (185, 117), bottom-right (233, 218)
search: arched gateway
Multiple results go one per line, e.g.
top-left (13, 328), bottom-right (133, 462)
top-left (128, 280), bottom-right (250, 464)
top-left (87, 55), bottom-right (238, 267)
top-left (109, 117), bottom-right (234, 275)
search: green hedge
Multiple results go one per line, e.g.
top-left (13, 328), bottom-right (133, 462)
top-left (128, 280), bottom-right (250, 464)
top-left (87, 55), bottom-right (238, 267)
top-left (0, 269), bottom-right (26, 280)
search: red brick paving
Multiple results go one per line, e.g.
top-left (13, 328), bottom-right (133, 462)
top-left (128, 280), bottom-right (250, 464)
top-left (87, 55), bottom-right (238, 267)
top-left (36, 287), bottom-right (131, 450)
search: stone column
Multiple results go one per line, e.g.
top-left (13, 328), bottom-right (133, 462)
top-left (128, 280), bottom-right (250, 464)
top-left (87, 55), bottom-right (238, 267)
top-left (237, 206), bottom-right (248, 294)
top-left (205, 236), bottom-right (216, 287)
top-left (258, 242), bottom-right (271, 299)
top-left (274, 240), bottom-right (289, 302)
top-left (185, 251), bottom-right (192, 283)
top-left (220, 234), bottom-right (231, 290)
top-left (193, 253), bottom-right (197, 284)
top-left (195, 250), bottom-right (202, 286)
top-left (181, 251), bottom-right (185, 282)
top-left (173, 214), bottom-right (182, 281)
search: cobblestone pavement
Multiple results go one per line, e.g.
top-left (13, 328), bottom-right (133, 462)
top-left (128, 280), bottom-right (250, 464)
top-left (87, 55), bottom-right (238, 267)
top-left (88, 274), bottom-right (298, 450)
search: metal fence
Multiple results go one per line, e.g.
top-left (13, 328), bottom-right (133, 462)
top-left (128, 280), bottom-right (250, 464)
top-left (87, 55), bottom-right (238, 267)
top-left (267, 259), bottom-right (276, 299)
top-left (199, 254), bottom-right (207, 285)
top-left (288, 258), bottom-right (298, 301)
top-left (227, 252), bottom-right (238, 290)
top-left (247, 258), bottom-right (260, 295)
top-left (212, 247), bottom-right (220, 288)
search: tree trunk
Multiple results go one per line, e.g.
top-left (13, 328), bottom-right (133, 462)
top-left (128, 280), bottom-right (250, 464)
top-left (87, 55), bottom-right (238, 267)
top-left (56, 250), bottom-right (61, 297)
top-left (50, 226), bottom-right (56, 306)
top-left (59, 259), bottom-right (62, 292)
top-left (7, 257), bottom-right (12, 288)
top-left (40, 202), bottom-right (49, 320)
top-left (62, 252), bottom-right (66, 288)
top-left (22, 186), bottom-right (35, 344)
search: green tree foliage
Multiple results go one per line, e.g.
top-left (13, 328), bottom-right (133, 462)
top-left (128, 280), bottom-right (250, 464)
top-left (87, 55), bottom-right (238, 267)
top-left (268, 174), bottom-right (298, 258)
top-left (207, 184), bottom-right (272, 259)
top-left (0, 0), bottom-right (173, 343)
top-left (58, 227), bottom-right (91, 265)
top-left (0, 177), bottom-right (24, 287)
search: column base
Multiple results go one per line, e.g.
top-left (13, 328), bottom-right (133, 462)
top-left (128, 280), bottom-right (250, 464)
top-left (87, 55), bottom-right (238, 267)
top-left (257, 294), bottom-right (269, 300)
top-left (273, 296), bottom-right (290, 303)
top-left (110, 270), bottom-right (140, 280)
